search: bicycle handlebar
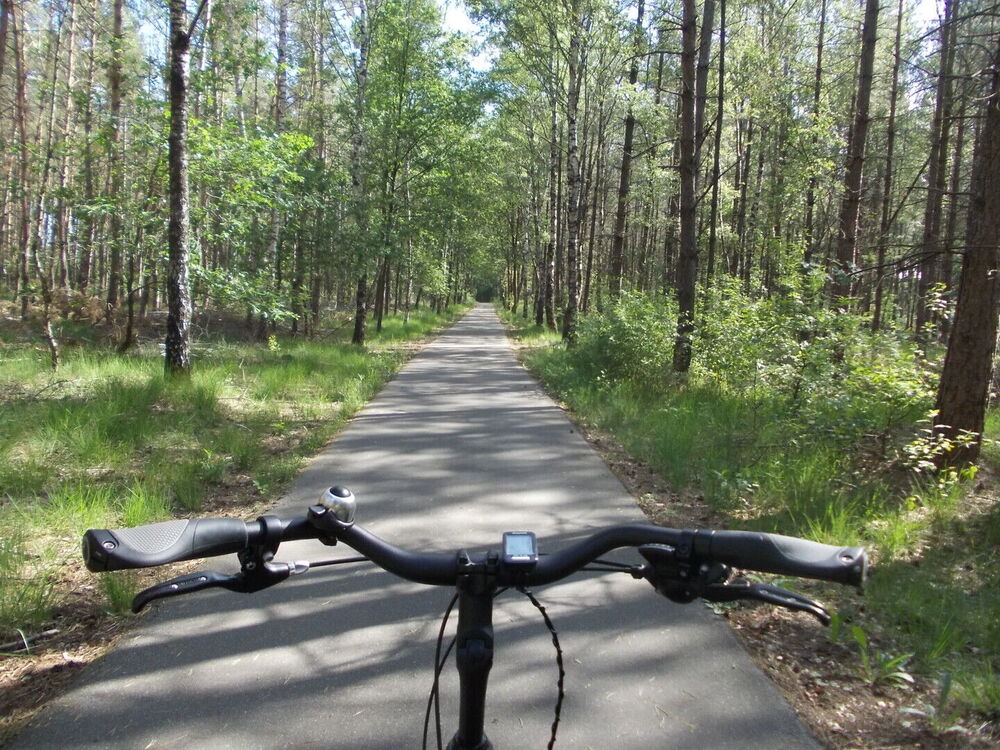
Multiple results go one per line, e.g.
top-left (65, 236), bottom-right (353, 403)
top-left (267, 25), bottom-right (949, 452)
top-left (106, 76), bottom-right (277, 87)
top-left (83, 506), bottom-right (866, 588)
top-left (83, 518), bottom-right (251, 571)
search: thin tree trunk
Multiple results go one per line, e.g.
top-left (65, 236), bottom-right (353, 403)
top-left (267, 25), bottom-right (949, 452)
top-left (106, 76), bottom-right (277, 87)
top-left (265, 0), bottom-right (287, 335)
top-left (609, 0), bottom-right (644, 298)
top-left (706, 0), bottom-right (725, 284)
top-left (942, 95), bottom-right (968, 293)
top-left (672, 0), bottom-right (697, 373)
top-left (694, 0), bottom-right (715, 165)
top-left (12, 1), bottom-right (31, 319)
top-left (54, 0), bottom-right (77, 290)
top-left (915, 0), bottom-right (957, 338)
top-left (735, 116), bottom-right (753, 279)
top-left (106, 0), bottom-right (124, 320)
top-left (831, 0), bottom-right (879, 301)
top-left (872, 0), bottom-right (904, 331)
top-left (351, 0), bottom-right (372, 346)
top-left (0, 0), bottom-right (9, 85)
top-left (25, 8), bottom-right (64, 369)
top-left (562, 1), bottom-right (583, 342)
top-left (374, 256), bottom-right (388, 332)
top-left (77, 0), bottom-right (98, 292)
top-left (803, 0), bottom-right (827, 269)
top-left (164, 0), bottom-right (194, 376)
top-left (544, 89), bottom-right (558, 330)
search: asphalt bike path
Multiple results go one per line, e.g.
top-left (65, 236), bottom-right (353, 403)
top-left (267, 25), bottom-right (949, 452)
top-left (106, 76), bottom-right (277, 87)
top-left (12, 304), bottom-right (819, 749)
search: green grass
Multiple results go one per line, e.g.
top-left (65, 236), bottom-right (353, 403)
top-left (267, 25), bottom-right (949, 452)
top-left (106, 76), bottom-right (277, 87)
top-left (501, 299), bottom-right (1000, 724)
top-left (494, 305), bottom-right (563, 347)
top-left (0, 304), bottom-right (468, 635)
top-left (0, 525), bottom-right (56, 637)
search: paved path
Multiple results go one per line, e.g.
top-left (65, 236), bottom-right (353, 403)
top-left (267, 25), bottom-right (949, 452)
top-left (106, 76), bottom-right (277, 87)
top-left (12, 305), bottom-right (818, 749)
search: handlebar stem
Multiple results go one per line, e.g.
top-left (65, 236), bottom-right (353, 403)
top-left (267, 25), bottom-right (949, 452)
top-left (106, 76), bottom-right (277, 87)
top-left (448, 551), bottom-right (498, 750)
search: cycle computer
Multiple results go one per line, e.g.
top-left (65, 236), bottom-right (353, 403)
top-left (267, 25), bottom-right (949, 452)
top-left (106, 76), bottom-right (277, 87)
top-left (502, 531), bottom-right (538, 569)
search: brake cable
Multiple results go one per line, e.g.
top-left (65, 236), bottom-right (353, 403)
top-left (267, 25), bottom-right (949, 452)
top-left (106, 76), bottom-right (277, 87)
top-left (309, 556), bottom-right (370, 568)
top-left (518, 587), bottom-right (565, 750)
top-left (423, 592), bottom-right (459, 750)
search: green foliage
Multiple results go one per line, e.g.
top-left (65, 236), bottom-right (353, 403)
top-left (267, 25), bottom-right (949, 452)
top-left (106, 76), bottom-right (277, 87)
top-left (850, 625), bottom-right (915, 687)
top-left (954, 667), bottom-right (1000, 719)
top-left (494, 305), bottom-right (562, 346)
top-left (900, 672), bottom-right (962, 732)
top-left (120, 484), bottom-right (171, 528)
top-left (193, 267), bottom-right (297, 325)
top-left (569, 292), bottom-right (676, 384)
top-left (99, 572), bottom-right (139, 616)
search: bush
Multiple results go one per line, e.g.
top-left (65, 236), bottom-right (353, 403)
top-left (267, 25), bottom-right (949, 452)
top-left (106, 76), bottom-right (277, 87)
top-left (570, 292), bottom-right (676, 384)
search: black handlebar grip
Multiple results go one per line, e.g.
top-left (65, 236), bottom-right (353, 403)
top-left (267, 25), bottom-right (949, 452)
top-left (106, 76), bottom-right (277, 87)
top-left (82, 518), bottom-right (250, 572)
top-left (695, 530), bottom-right (866, 586)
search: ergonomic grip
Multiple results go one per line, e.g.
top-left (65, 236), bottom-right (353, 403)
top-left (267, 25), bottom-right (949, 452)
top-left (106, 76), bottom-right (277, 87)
top-left (82, 518), bottom-right (250, 572)
top-left (696, 530), bottom-right (866, 586)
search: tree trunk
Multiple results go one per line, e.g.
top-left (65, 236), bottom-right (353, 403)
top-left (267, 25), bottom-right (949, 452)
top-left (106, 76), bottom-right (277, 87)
top-left (164, 0), bottom-right (194, 377)
top-left (831, 0), bottom-right (879, 301)
top-left (706, 0), bottom-right (725, 283)
top-left (12, 0), bottom-right (31, 319)
top-left (933, 41), bottom-right (1000, 466)
top-left (802, 0), bottom-right (827, 270)
top-left (734, 116), bottom-right (753, 278)
top-left (543, 91), bottom-right (558, 331)
top-left (609, 0), bottom-right (643, 298)
top-left (77, 0), bottom-right (98, 292)
top-left (672, 0), bottom-right (697, 373)
top-left (350, 0), bottom-right (372, 346)
top-left (915, 0), bottom-right (957, 339)
top-left (266, 0), bottom-right (287, 333)
top-left (54, 0), bottom-right (77, 290)
top-left (105, 0), bottom-right (124, 320)
top-left (693, 0), bottom-right (715, 166)
top-left (0, 0), bottom-right (9, 85)
top-left (374, 256), bottom-right (389, 333)
top-left (562, 2), bottom-right (583, 342)
top-left (872, 0), bottom-right (904, 331)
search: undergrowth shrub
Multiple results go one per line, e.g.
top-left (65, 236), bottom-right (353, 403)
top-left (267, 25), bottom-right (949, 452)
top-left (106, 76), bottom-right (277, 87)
top-left (570, 292), bottom-right (676, 384)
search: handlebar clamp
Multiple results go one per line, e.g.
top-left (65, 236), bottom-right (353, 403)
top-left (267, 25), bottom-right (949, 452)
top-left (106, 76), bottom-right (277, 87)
top-left (638, 544), bottom-right (730, 603)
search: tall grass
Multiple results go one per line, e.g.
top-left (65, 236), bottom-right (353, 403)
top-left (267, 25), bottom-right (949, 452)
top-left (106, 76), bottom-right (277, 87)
top-left (0, 304), bottom-right (467, 633)
top-left (0, 526), bottom-right (55, 637)
top-left (502, 290), bottom-right (1000, 720)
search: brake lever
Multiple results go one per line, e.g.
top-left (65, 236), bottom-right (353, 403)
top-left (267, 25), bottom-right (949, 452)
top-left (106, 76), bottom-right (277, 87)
top-left (701, 578), bottom-right (831, 625)
top-left (131, 560), bottom-right (310, 613)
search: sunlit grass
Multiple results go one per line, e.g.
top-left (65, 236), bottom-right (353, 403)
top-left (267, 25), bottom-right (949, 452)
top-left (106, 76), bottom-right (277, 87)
top-left (0, 305), bottom-right (466, 631)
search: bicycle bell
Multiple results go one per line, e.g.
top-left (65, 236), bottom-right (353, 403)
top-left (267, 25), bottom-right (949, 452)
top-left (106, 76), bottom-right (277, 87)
top-left (319, 486), bottom-right (357, 524)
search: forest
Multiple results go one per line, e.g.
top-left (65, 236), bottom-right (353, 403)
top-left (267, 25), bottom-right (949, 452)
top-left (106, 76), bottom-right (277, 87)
top-left (0, 0), bottom-right (998, 453)
top-left (1, 0), bottom-right (999, 744)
